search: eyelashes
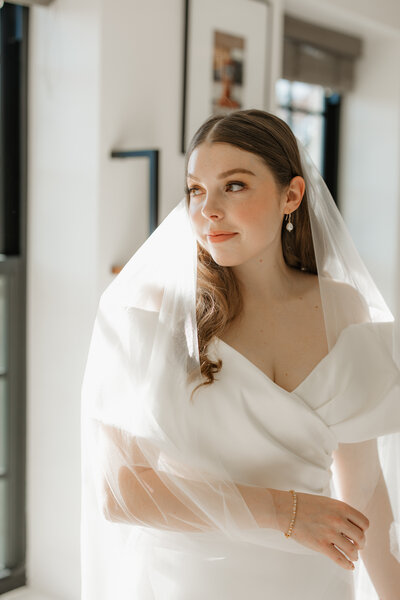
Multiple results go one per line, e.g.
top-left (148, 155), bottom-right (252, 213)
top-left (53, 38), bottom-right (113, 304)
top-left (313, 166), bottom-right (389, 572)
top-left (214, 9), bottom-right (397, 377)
top-left (184, 181), bottom-right (246, 197)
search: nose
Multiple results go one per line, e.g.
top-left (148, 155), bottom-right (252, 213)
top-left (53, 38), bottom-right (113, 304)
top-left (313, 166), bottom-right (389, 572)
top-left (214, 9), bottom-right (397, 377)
top-left (200, 193), bottom-right (224, 220)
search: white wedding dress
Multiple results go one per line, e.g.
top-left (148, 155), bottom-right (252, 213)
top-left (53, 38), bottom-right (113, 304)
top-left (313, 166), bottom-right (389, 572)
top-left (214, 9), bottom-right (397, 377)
top-left (117, 319), bottom-right (400, 599)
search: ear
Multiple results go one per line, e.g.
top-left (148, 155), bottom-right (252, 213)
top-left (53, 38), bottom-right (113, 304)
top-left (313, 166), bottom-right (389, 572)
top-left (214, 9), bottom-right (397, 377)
top-left (281, 176), bottom-right (305, 214)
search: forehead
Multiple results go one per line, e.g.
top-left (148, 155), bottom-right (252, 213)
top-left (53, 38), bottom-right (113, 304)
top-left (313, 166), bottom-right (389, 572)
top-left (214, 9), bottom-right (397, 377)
top-left (187, 142), bottom-right (269, 180)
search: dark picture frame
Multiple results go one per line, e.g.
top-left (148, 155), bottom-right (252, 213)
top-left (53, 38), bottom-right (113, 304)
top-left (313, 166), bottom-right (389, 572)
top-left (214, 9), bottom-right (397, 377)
top-left (110, 149), bottom-right (159, 235)
top-left (109, 149), bottom-right (160, 275)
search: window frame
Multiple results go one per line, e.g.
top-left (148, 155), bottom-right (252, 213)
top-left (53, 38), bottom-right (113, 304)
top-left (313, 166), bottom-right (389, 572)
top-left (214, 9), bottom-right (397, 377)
top-left (276, 79), bottom-right (341, 208)
top-left (0, 2), bottom-right (28, 594)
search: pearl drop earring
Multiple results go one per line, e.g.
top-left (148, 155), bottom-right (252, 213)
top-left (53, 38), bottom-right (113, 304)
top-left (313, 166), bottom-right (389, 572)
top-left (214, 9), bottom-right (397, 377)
top-left (286, 213), bottom-right (294, 232)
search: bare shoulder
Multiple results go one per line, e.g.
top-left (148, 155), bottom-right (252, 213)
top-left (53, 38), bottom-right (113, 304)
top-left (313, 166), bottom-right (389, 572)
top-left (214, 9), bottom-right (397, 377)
top-left (291, 270), bottom-right (369, 322)
top-left (317, 276), bottom-right (370, 325)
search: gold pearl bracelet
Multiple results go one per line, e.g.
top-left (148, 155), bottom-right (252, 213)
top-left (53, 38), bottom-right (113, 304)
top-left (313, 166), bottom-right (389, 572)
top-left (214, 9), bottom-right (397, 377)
top-left (284, 490), bottom-right (297, 538)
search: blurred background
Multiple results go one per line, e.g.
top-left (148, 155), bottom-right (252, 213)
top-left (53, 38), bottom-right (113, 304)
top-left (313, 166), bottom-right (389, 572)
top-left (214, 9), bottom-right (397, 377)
top-left (0, 0), bottom-right (399, 598)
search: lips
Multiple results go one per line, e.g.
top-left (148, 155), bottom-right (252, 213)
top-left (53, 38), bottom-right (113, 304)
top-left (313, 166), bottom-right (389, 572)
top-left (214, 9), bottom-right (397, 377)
top-left (207, 232), bottom-right (238, 243)
top-left (207, 230), bottom-right (237, 236)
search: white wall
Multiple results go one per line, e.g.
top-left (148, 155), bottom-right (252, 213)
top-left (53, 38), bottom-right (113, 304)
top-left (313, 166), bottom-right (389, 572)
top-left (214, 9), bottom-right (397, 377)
top-left (21, 1), bottom-right (101, 599)
top-left (339, 29), bottom-right (400, 310)
top-left (13, 0), bottom-right (400, 599)
top-left (98, 0), bottom-right (187, 294)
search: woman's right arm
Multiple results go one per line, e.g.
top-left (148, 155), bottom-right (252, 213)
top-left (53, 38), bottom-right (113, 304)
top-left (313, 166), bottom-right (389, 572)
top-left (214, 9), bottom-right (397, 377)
top-left (99, 423), bottom-right (368, 570)
top-left (104, 463), bottom-right (280, 532)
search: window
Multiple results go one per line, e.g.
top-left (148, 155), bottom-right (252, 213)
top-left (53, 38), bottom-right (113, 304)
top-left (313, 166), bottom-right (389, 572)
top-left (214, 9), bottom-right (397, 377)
top-left (275, 78), bottom-right (341, 207)
top-left (0, 2), bottom-right (28, 594)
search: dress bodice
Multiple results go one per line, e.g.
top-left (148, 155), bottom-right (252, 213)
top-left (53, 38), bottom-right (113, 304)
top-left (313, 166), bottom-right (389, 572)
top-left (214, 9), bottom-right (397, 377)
top-left (161, 321), bottom-right (400, 497)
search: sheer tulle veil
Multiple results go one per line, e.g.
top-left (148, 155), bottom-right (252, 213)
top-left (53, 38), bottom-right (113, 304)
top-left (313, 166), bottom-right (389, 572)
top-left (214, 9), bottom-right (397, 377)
top-left (80, 111), bottom-right (400, 599)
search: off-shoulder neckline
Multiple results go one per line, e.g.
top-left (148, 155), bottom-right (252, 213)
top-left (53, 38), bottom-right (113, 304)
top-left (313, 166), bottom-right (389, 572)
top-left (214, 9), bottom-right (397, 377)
top-left (214, 321), bottom-right (374, 397)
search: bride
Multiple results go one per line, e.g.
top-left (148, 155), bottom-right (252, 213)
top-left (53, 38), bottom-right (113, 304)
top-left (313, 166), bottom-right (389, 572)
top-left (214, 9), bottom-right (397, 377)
top-left (81, 109), bottom-right (400, 599)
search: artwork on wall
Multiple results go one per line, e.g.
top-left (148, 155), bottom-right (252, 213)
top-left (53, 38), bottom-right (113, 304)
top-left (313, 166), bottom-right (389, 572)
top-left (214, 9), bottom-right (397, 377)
top-left (109, 149), bottom-right (159, 275)
top-left (212, 30), bottom-right (245, 114)
top-left (181, 0), bottom-right (269, 154)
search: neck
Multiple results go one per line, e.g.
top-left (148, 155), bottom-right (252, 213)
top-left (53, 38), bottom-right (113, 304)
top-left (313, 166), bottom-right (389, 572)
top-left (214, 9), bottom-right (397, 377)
top-left (231, 242), bottom-right (299, 306)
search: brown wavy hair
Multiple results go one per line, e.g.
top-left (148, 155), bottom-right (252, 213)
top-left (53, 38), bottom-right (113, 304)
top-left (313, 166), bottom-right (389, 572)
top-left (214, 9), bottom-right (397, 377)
top-left (185, 109), bottom-right (317, 402)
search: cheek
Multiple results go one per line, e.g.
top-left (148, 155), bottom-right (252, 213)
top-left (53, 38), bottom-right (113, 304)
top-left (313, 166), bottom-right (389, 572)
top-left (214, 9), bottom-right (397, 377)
top-left (235, 198), bottom-right (274, 228)
top-left (188, 204), bottom-right (204, 236)
top-left (188, 202), bottom-right (198, 223)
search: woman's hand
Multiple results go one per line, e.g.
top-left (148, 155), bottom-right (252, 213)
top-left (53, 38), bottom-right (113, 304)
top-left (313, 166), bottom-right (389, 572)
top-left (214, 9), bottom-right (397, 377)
top-left (275, 490), bottom-right (370, 570)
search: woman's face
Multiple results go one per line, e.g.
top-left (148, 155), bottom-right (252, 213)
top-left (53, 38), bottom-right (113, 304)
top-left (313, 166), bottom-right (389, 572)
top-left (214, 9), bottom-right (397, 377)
top-left (186, 141), bottom-right (291, 267)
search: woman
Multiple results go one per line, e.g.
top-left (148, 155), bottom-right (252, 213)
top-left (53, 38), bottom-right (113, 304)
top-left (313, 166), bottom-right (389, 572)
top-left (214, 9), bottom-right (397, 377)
top-left (81, 109), bottom-right (400, 599)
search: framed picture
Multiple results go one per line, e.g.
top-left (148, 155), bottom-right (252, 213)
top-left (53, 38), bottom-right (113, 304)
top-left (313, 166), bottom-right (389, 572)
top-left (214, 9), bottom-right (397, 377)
top-left (109, 149), bottom-right (159, 275)
top-left (181, 0), bottom-right (270, 154)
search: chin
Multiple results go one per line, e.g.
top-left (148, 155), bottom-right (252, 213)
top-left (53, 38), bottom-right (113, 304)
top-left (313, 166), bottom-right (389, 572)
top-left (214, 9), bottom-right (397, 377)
top-left (212, 259), bottom-right (235, 267)
top-left (198, 241), bottom-right (245, 267)
top-left (208, 253), bottom-right (243, 268)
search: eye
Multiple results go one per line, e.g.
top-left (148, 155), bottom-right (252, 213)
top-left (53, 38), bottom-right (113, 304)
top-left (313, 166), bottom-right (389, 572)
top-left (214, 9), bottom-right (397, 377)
top-left (185, 185), bottom-right (202, 197)
top-left (184, 181), bottom-right (246, 197)
top-left (226, 181), bottom-right (245, 192)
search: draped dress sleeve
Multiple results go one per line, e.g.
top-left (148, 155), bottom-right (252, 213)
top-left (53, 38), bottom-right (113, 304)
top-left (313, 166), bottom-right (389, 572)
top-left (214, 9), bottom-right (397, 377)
top-left (293, 321), bottom-right (400, 442)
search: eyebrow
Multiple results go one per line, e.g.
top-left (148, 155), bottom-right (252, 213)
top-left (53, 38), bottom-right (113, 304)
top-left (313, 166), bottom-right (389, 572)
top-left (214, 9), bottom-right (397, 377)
top-left (186, 168), bottom-right (256, 181)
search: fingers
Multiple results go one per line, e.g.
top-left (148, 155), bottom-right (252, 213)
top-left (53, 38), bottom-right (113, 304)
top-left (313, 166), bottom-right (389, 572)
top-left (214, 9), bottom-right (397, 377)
top-left (341, 519), bottom-right (366, 550)
top-left (324, 506), bottom-right (368, 570)
top-left (323, 541), bottom-right (356, 571)
top-left (332, 531), bottom-right (359, 562)
top-left (346, 508), bottom-right (370, 533)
